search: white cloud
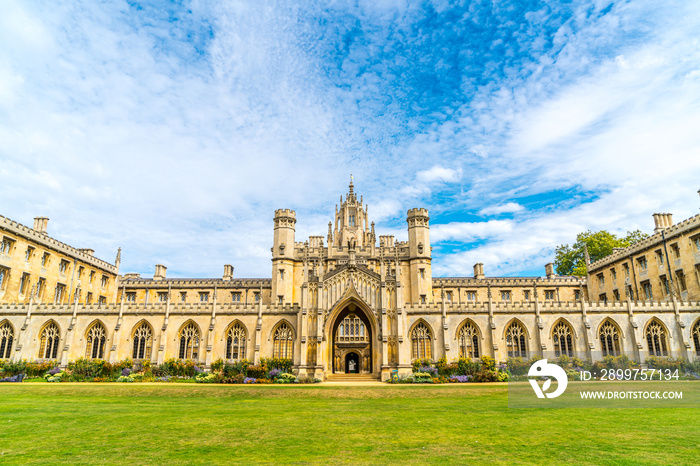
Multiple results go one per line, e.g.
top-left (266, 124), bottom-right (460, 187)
top-left (431, 220), bottom-right (513, 243)
top-left (416, 165), bottom-right (462, 183)
top-left (479, 202), bottom-right (524, 216)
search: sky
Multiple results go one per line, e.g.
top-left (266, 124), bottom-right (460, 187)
top-left (1, 0), bottom-right (699, 279)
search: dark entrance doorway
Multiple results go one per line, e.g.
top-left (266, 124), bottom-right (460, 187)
top-left (331, 303), bottom-right (373, 374)
top-left (345, 352), bottom-right (360, 373)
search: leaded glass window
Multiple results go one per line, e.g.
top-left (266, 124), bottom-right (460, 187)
top-left (645, 320), bottom-right (668, 357)
top-left (599, 320), bottom-right (621, 357)
top-left (506, 321), bottom-right (527, 358)
top-left (552, 321), bottom-right (574, 357)
top-left (336, 314), bottom-right (367, 342)
top-left (39, 322), bottom-right (60, 359)
top-left (272, 322), bottom-right (293, 359)
top-left (411, 322), bottom-right (432, 360)
top-left (457, 321), bottom-right (479, 359)
top-left (132, 321), bottom-right (153, 360)
top-left (0, 321), bottom-right (13, 359)
top-left (179, 322), bottom-right (200, 360)
top-left (226, 322), bottom-right (246, 360)
top-left (85, 321), bottom-right (106, 359)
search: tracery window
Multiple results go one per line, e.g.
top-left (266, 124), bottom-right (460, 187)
top-left (505, 321), bottom-right (527, 358)
top-left (599, 320), bottom-right (621, 357)
top-left (457, 321), bottom-right (479, 359)
top-left (85, 321), bottom-right (107, 359)
top-left (0, 322), bottom-right (13, 359)
top-left (39, 322), bottom-right (60, 359)
top-left (132, 322), bottom-right (153, 360)
top-left (552, 321), bottom-right (574, 357)
top-left (645, 320), bottom-right (668, 357)
top-left (411, 322), bottom-right (432, 360)
top-left (226, 323), bottom-right (247, 360)
top-left (337, 314), bottom-right (367, 342)
top-left (272, 322), bottom-right (293, 359)
top-left (178, 322), bottom-right (200, 360)
top-left (693, 320), bottom-right (700, 357)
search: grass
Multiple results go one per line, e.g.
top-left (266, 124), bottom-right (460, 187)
top-left (1, 383), bottom-right (699, 465)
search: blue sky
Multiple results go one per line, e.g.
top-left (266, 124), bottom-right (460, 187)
top-left (1, 0), bottom-right (699, 278)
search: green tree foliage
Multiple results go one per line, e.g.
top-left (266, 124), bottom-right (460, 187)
top-left (554, 229), bottom-right (649, 276)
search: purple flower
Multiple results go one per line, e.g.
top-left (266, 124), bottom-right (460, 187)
top-left (121, 368), bottom-right (131, 377)
top-left (420, 366), bottom-right (438, 377)
top-left (194, 366), bottom-right (203, 373)
top-left (243, 377), bottom-right (256, 384)
top-left (269, 369), bottom-right (281, 379)
top-left (450, 375), bottom-right (472, 383)
top-left (48, 367), bottom-right (61, 376)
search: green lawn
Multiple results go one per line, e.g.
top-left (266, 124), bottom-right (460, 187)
top-left (1, 383), bottom-right (698, 465)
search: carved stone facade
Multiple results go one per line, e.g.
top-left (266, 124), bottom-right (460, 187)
top-left (1, 182), bottom-right (699, 381)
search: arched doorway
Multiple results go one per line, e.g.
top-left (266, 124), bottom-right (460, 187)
top-left (345, 352), bottom-right (360, 373)
top-left (331, 303), bottom-right (373, 374)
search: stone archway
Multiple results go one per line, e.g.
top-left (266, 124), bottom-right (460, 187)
top-left (330, 303), bottom-right (374, 374)
top-left (345, 352), bottom-right (360, 373)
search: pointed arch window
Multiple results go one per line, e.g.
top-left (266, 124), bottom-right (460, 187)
top-left (599, 321), bottom-right (621, 357)
top-left (226, 323), bottom-right (247, 360)
top-left (179, 322), bottom-right (200, 360)
top-left (0, 322), bottom-right (13, 359)
top-left (272, 322), bottom-right (293, 359)
top-left (457, 321), bottom-right (480, 359)
top-left (132, 322), bottom-right (153, 360)
top-left (552, 321), bottom-right (574, 357)
top-left (39, 322), bottom-right (60, 359)
top-left (645, 320), bottom-right (668, 357)
top-left (506, 321), bottom-right (527, 358)
top-left (693, 320), bottom-right (700, 357)
top-left (85, 321), bottom-right (107, 359)
top-left (411, 322), bottom-right (432, 360)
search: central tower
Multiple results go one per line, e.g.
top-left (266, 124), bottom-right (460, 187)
top-left (331, 177), bottom-right (374, 249)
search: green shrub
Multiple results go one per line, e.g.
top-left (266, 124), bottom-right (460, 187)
top-left (159, 358), bottom-right (197, 377)
top-left (211, 358), bottom-right (224, 372)
top-left (505, 357), bottom-right (529, 376)
top-left (68, 358), bottom-right (104, 378)
top-left (412, 372), bottom-right (434, 383)
top-left (275, 373), bottom-right (297, 384)
top-left (411, 358), bottom-right (433, 373)
top-left (456, 357), bottom-right (481, 376)
top-left (260, 357), bottom-right (292, 373)
top-left (246, 365), bottom-right (267, 379)
top-left (223, 359), bottom-right (251, 377)
top-left (645, 356), bottom-right (688, 371)
top-left (480, 355), bottom-right (496, 372)
top-left (473, 370), bottom-right (499, 382)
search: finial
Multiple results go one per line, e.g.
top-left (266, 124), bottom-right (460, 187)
top-left (115, 247), bottom-right (122, 264)
top-left (349, 174), bottom-right (354, 196)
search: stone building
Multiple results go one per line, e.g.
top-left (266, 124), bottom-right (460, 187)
top-left (1, 182), bottom-right (699, 380)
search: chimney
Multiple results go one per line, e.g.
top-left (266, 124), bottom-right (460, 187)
top-left (664, 213), bottom-right (673, 228)
top-left (473, 263), bottom-right (485, 280)
top-left (653, 213), bottom-right (673, 233)
top-left (33, 217), bottom-right (49, 234)
top-left (223, 264), bottom-right (234, 281)
top-left (545, 263), bottom-right (555, 278)
top-left (154, 264), bottom-right (167, 280)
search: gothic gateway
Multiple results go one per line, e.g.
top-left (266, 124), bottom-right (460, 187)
top-left (1, 181), bottom-right (699, 380)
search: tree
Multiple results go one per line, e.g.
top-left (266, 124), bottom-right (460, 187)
top-left (554, 229), bottom-right (649, 277)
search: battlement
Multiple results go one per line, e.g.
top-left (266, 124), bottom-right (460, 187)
top-left (407, 208), bottom-right (429, 219)
top-left (274, 209), bottom-right (296, 218)
top-left (0, 214), bottom-right (118, 273)
top-left (588, 212), bottom-right (700, 271)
